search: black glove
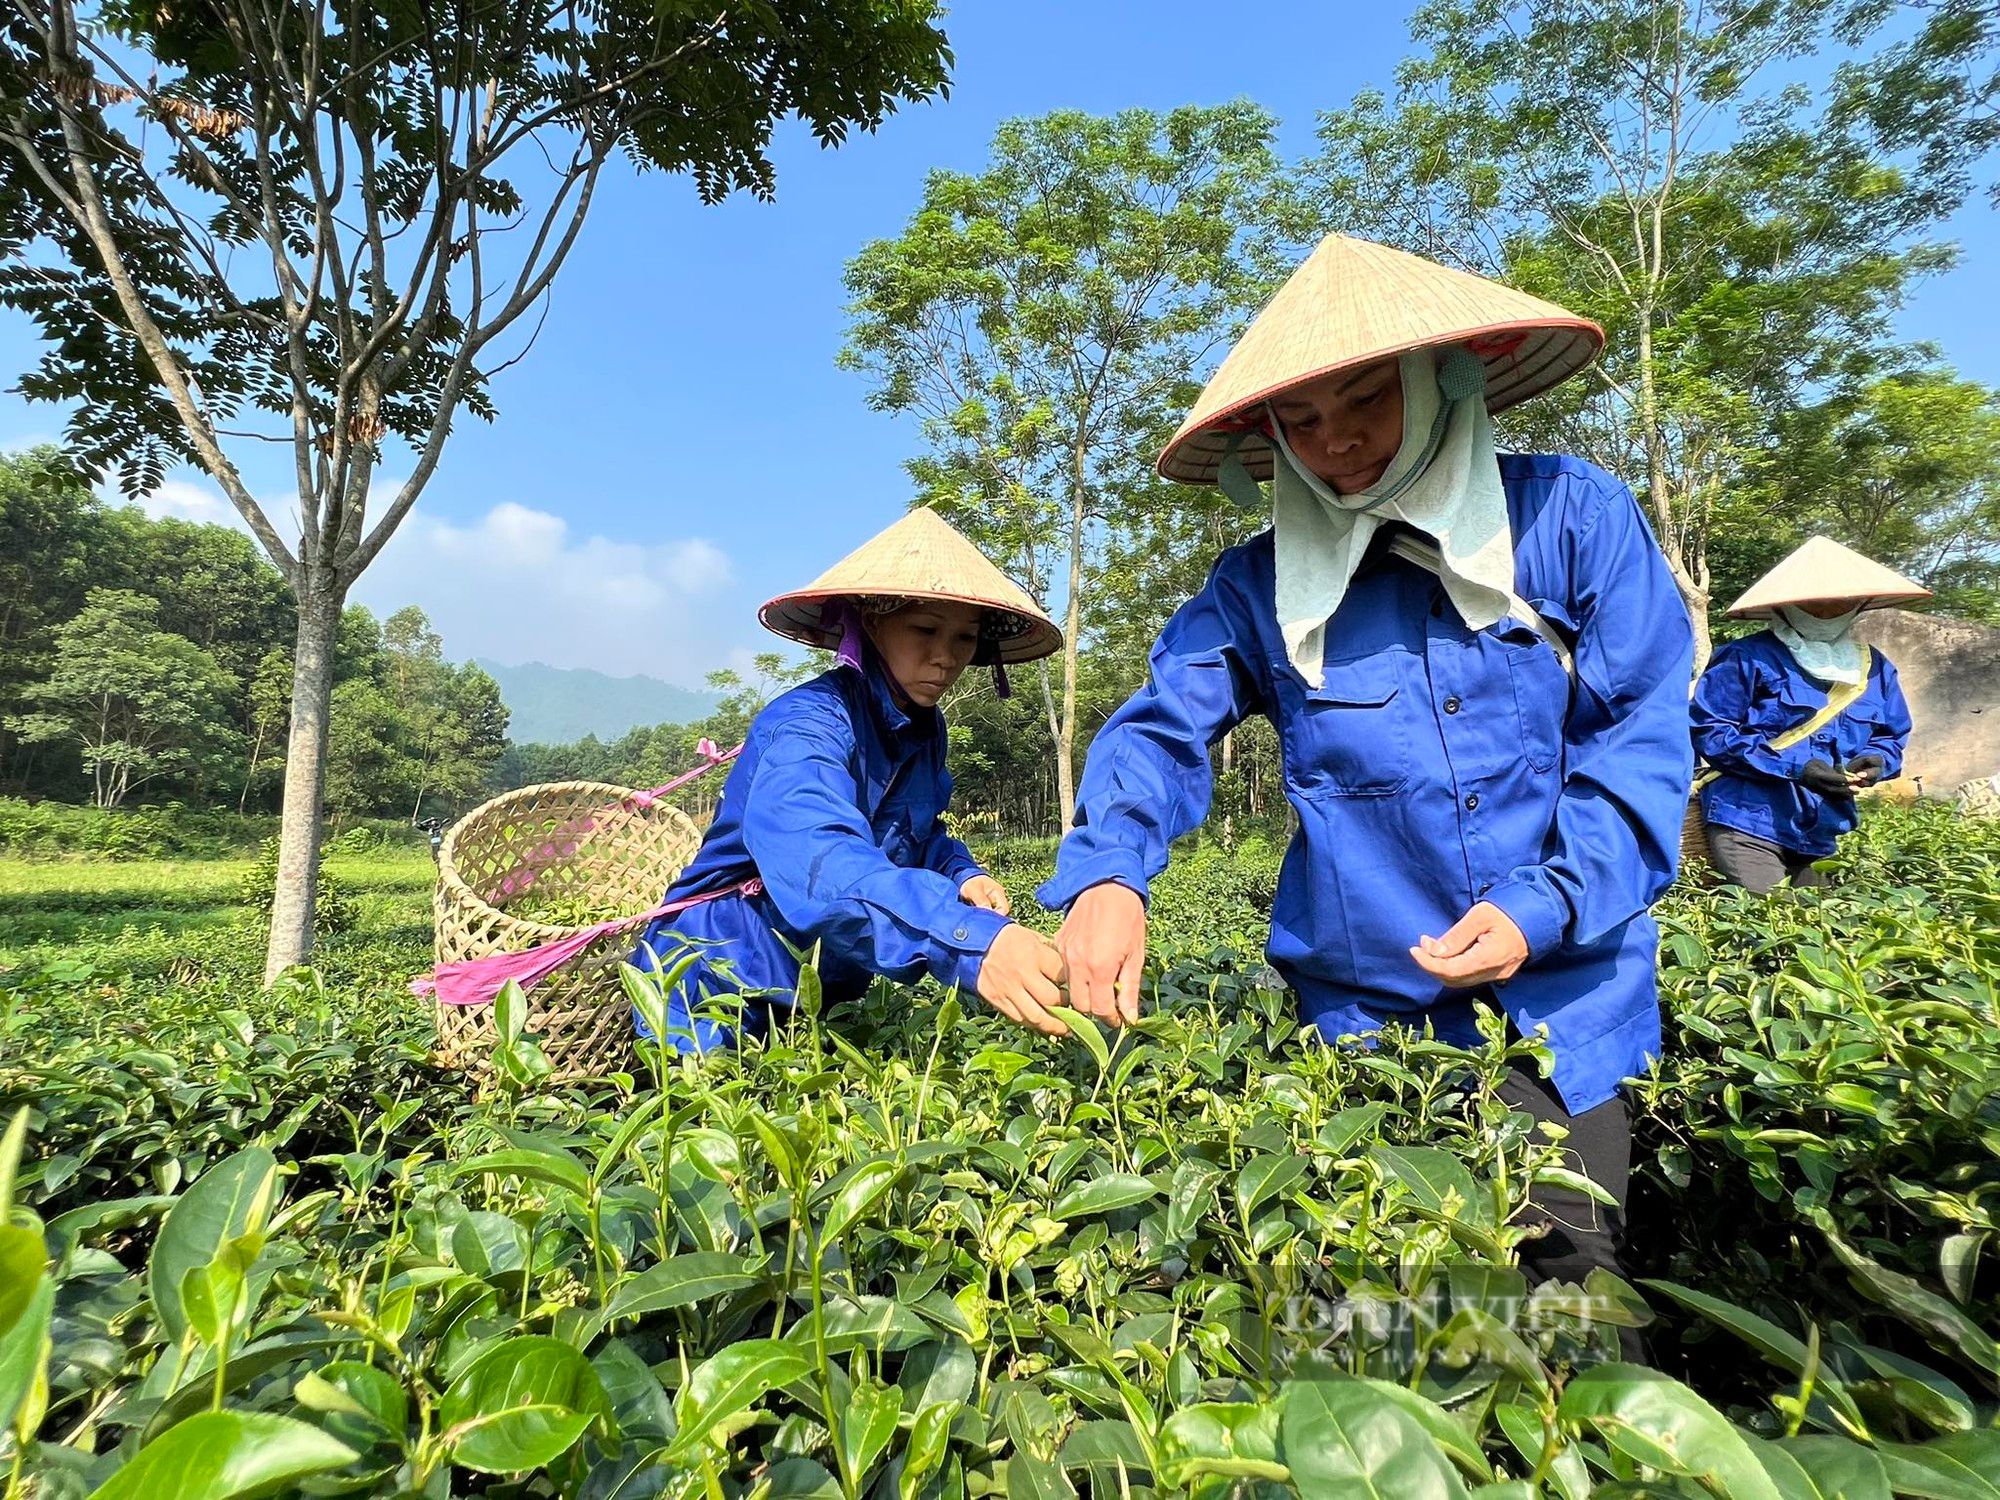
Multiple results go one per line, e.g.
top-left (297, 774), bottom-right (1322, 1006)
top-left (1800, 758), bottom-right (1855, 799)
top-left (1845, 753), bottom-right (1887, 788)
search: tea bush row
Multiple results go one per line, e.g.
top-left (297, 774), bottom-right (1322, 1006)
top-left (0, 807), bottom-right (1993, 1497)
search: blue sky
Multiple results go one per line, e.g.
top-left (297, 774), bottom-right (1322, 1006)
top-left (2, 0), bottom-right (1995, 689)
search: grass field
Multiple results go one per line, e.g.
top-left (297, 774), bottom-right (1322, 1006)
top-left (0, 843), bottom-right (437, 985)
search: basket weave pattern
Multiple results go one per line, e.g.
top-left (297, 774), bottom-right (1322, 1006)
top-left (1680, 794), bottom-right (1717, 884)
top-left (432, 780), bottom-right (701, 1079)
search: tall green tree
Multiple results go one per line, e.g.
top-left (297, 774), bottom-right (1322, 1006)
top-left (0, 0), bottom-right (951, 980)
top-left (8, 588), bottom-right (240, 807)
top-left (1305, 0), bottom-right (1975, 667)
top-left (1756, 368), bottom-right (2000, 617)
top-left (0, 448), bottom-right (97, 787)
top-left (240, 647), bottom-right (292, 814)
top-left (842, 104), bottom-right (1289, 826)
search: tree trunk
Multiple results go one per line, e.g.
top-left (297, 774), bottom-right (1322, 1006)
top-left (1057, 447), bottom-right (1087, 830)
top-left (1220, 728), bottom-right (1235, 851)
top-left (265, 572), bottom-right (344, 984)
top-left (1670, 558), bottom-right (1714, 677)
top-left (240, 723), bottom-right (266, 815)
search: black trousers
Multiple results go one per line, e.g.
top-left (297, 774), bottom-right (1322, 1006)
top-left (1498, 1061), bottom-right (1631, 1289)
top-left (1497, 1060), bottom-right (1648, 1361)
top-left (1706, 823), bottom-right (1829, 895)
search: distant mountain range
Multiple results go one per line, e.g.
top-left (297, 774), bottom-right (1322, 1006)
top-left (476, 659), bottom-right (723, 746)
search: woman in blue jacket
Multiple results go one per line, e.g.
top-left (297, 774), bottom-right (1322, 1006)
top-left (1042, 235), bottom-right (1695, 1292)
top-left (1691, 536), bottom-right (1925, 893)
top-left (632, 508), bottom-right (1070, 1051)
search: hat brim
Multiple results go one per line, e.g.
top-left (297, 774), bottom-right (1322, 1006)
top-left (759, 589), bottom-right (1063, 665)
top-left (1160, 321), bottom-right (1603, 484)
top-left (1727, 591), bottom-right (1932, 620)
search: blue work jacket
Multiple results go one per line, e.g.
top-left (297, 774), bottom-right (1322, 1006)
top-left (1691, 631), bottom-right (1911, 857)
top-left (1039, 454), bottom-right (1694, 1113)
top-left (631, 650), bottom-right (1004, 1051)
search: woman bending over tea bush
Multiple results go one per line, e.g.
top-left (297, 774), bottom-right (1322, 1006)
top-left (630, 510), bottom-right (1070, 1051)
top-left (1690, 537), bottom-right (1921, 893)
top-left (1042, 236), bottom-right (1694, 1296)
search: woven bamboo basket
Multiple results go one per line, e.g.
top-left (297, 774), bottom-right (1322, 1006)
top-left (1680, 793), bottom-right (1714, 876)
top-left (1677, 766), bottom-right (1725, 886)
top-left (432, 780), bottom-right (702, 1080)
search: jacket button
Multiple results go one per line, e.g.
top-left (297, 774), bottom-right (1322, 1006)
top-left (1443, 697), bottom-right (1462, 715)
top-left (954, 926), bottom-right (968, 941)
top-left (1464, 793), bottom-right (1480, 810)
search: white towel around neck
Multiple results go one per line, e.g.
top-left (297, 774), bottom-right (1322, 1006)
top-left (1271, 348), bottom-right (1517, 687)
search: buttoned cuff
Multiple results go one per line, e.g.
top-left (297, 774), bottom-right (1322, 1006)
top-left (938, 905), bottom-right (1010, 995)
top-left (944, 858), bottom-right (990, 891)
top-left (1483, 872), bottom-right (1569, 961)
top-left (1035, 849), bottom-right (1151, 912)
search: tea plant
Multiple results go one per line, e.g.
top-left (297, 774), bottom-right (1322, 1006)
top-left (0, 807), bottom-right (1994, 1497)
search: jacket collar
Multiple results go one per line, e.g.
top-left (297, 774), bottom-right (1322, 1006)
top-left (850, 639), bottom-right (937, 750)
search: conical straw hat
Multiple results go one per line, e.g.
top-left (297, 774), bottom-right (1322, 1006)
top-left (760, 508), bottom-right (1062, 664)
top-left (1726, 535), bottom-right (1932, 617)
top-left (1160, 234), bottom-right (1604, 485)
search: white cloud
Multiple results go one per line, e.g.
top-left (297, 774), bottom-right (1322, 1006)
top-left (123, 475), bottom-right (747, 684)
top-left (354, 501), bottom-right (742, 683)
top-left (134, 478), bottom-right (245, 529)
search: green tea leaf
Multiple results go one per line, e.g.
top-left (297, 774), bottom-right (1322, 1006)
top-left (1046, 1007), bottom-right (1110, 1072)
top-left (1051, 1173), bottom-right (1158, 1221)
top-left (1235, 1153), bottom-right (1309, 1218)
top-left (819, 1158), bottom-right (902, 1245)
top-left (901, 1401), bottom-right (960, 1500)
top-left (1557, 1364), bottom-right (1781, 1500)
top-left (669, 1339), bottom-right (814, 1461)
top-left (294, 1361), bottom-right (409, 1452)
top-left (450, 1147), bottom-right (591, 1198)
top-left (839, 1377), bottom-right (903, 1488)
top-left (1751, 1435), bottom-right (1890, 1500)
top-left (1316, 1103), bottom-right (1388, 1156)
top-left (1004, 1450), bottom-right (1076, 1500)
top-left (1279, 1376), bottom-right (1466, 1499)
top-left (1641, 1279), bottom-right (1863, 1427)
top-left (0, 1225), bottom-right (46, 1340)
top-left (1058, 1418), bottom-right (1150, 1479)
top-left (84, 1411), bottom-right (355, 1500)
top-left (1876, 1433), bottom-right (2000, 1500)
top-left (606, 1252), bottom-right (763, 1321)
top-left (1371, 1145), bottom-right (1490, 1228)
top-left (440, 1335), bottom-right (612, 1474)
top-left (1818, 1221), bottom-right (2000, 1377)
top-left (147, 1147), bottom-right (278, 1346)
top-left (0, 1271), bottom-right (52, 1435)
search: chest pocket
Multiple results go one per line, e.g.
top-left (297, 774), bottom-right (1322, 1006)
top-left (873, 769), bottom-right (933, 865)
top-left (1496, 621), bottom-right (1569, 773)
top-left (1281, 653), bottom-right (1413, 797)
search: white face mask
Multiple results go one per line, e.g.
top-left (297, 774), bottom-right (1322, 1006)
top-left (1777, 604), bottom-right (1862, 641)
top-left (1267, 348), bottom-right (1515, 685)
top-left (1771, 604), bottom-right (1866, 685)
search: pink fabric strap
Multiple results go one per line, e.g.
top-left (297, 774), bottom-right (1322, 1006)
top-left (412, 742), bottom-right (748, 1009)
top-left (413, 876), bottom-right (762, 1008)
top-left (630, 738), bottom-right (741, 805)
top-left (489, 739), bottom-right (742, 902)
